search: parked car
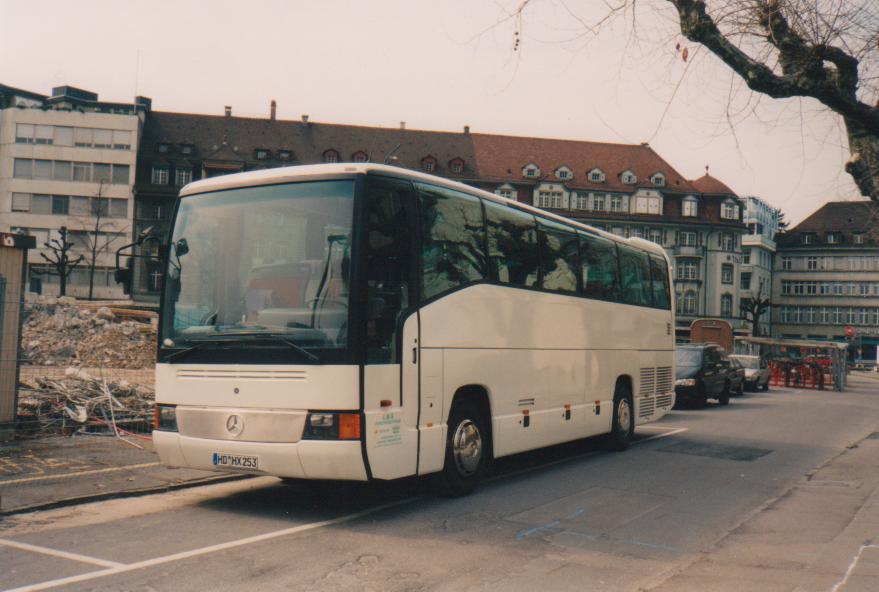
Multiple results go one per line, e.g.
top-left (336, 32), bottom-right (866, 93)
top-left (730, 354), bottom-right (770, 391)
top-left (725, 356), bottom-right (746, 396)
top-left (675, 344), bottom-right (731, 408)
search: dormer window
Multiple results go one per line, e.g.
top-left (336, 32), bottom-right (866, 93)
top-left (495, 183), bottom-right (518, 201)
top-left (180, 144), bottom-right (193, 155)
top-left (588, 168), bottom-right (605, 183)
top-left (522, 163), bottom-right (540, 178)
top-left (621, 170), bottom-right (637, 185)
top-left (421, 156), bottom-right (437, 173)
top-left (826, 232), bottom-right (841, 244)
top-left (682, 196), bottom-right (698, 217)
top-left (449, 158), bottom-right (465, 174)
top-left (323, 149), bottom-right (339, 163)
top-left (651, 173), bottom-right (665, 187)
top-left (555, 166), bottom-right (572, 180)
top-left (278, 150), bottom-right (292, 160)
top-left (854, 232), bottom-right (865, 245)
top-left (157, 143), bottom-right (169, 154)
top-left (255, 149), bottom-right (270, 160)
top-left (352, 151), bottom-right (368, 163)
top-left (802, 233), bottom-right (816, 245)
top-left (721, 200), bottom-right (739, 220)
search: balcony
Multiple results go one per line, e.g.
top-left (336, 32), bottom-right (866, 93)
top-left (674, 245), bottom-right (705, 257)
top-left (742, 234), bottom-right (776, 252)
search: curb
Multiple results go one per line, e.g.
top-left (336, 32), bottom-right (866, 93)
top-left (0, 473), bottom-right (254, 517)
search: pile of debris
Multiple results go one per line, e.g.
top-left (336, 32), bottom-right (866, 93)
top-left (17, 368), bottom-right (154, 436)
top-left (21, 296), bottom-right (157, 369)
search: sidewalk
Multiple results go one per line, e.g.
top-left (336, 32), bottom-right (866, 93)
top-left (648, 428), bottom-right (879, 592)
top-left (0, 433), bottom-right (246, 514)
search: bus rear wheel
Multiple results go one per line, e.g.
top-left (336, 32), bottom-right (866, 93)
top-left (608, 383), bottom-right (634, 451)
top-left (438, 400), bottom-right (488, 497)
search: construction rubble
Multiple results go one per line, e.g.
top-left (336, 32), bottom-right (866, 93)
top-left (21, 296), bottom-right (157, 369)
top-left (17, 368), bottom-right (155, 437)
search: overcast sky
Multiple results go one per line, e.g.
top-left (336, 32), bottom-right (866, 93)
top-left (0, 0), bottom-right (863, 224)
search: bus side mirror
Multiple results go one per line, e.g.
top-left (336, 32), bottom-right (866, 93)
top-left (175, 238), bottom-right (189, 257)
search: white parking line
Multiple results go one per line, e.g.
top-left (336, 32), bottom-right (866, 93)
top-left (0, 539), bottom-right (123, 568)
top-left (0, 463), bottom-right (160, 486)
top-left (637, 427), bottom-right (688, 442)
top-left (0, 498), bottom-right (418, 592)
top-left (830, 543), bottom-right (879, 592)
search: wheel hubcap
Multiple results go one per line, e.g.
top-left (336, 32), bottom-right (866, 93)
top-left (617, 399), bottom-right (631, 434)
top-left (452, 420), bottom-right (483, 476)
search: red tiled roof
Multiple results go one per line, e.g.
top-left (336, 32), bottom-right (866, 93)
top-left (690, 173), bottom-right (737, 196)
top-left (471, 133), bottom-right (697, 193)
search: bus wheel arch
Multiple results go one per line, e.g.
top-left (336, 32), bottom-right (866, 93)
top-left (448, 385), bottom-right (493, 456)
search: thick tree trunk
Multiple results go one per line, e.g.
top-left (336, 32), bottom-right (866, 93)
top-left (845, 118), bottom-right (879, 200)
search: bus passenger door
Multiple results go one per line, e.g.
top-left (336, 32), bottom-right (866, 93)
top-left (361, 176), bottom-right (419, 480)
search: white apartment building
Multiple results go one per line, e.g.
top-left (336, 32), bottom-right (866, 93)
top-left (0, 85), bottom-right (144, 298)
top-left (741, 195), bottom-right (781, 335)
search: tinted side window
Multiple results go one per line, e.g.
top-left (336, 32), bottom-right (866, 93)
top-left (649, 254), bottom-right (671, 310)
top-left (579, 232), bottom-right (620, 301)
top-left (538, 219), bottom-right (579, 293)
top-left (364, 177), bottom-right (416, 363)
top-left (484, 200), bottom-right (539, 287)
top-left (416, 182), bottom-right (486, 300)
top-left (619, 245), bottom-right (652, 306)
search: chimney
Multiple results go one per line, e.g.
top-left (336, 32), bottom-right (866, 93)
top-left (463, 125), bottom-right (470, 135)
top-left (301, 114), bottom-right (309, 126)
top-left (270, 100), bottom-right (276, 121)
top-left (224, 105), bottom-right (232, 117)
top-left (400, 121), bottom-right (406, 130)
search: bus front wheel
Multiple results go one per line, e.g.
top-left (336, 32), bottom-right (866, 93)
top-left (608, 383), bottom-right (634, 451)
top-left (438, 400), bottom-right (488, 497)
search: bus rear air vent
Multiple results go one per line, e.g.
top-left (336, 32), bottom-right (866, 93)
top-left (176, 369), bottom-right (307, 381)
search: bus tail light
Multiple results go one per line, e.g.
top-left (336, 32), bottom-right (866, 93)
top-left (155, 404), bottom-right (178, 431)
top-left (303, 412), bottom-right (361, 440)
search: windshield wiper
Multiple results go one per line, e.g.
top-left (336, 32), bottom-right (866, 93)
top-left (167, 332), bottom-right (320, 363)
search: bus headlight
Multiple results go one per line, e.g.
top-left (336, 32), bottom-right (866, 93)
top-left (675, 378), bottom-right (696, 387)
top-left (155, 404), bottom-right (178, 431)
top-left (303, 412), bottom-right (361, 440)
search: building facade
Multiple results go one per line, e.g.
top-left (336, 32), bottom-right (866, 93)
top-left (0, 84), bottom-right (146, 298)
top-left (740, 195), bottom-right (781, 335)
top-left (773, 201), bottom-right (879, 362)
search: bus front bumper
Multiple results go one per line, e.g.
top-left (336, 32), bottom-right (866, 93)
top-left (153, 430), bottom-right (369, 481)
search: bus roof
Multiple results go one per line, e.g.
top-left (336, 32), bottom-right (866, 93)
top-left (179, 163), bottom-right (668, 259)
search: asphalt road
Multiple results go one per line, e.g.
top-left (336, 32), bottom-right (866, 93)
top-left (2, 377), bottom-right (878, 592)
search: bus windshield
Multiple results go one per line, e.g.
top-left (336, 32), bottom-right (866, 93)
top-left (160, 180), bottom-right (355, 357)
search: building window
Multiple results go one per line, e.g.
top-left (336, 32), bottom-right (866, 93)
top-left (682, 198), bottom-right (698, 217)
top-left (151, 166), bottom-right (169, 185)
top-left (422, 159), bottom-right (435, 172)
top-left (323, 149), bottom-right (339, 163)
top-left (741, 272), bottom-right (752, 290)
top-left (450, 159), bottom-right (464, 173)
top-left (593, 194), bottom-right (605, 211)
top-left (157, 143), bottom-right (169, 153)
top-left (676, 259), bottom-right (699, 280)
top-left (719, 232), bottom-right (735, 251)
top-left (743, 248), bottom-right (751, 264)
top-left (678, 290), bottom-right (697, 315)
top-left (621, 170), bottom-right (637, 184)
top-left (278, 150), bottom-right (291, 160)
top-left (352, 151), bottom-right (368, 163)
top-left (651, 173), bottom-right (665, 186)
top-left (556, 167), bottom-right (571, 180)
top-left (609, 195), bottom-right (623, 212)
top-left (678, 231), bottom-right (697, 247)
top-left (255, 149), bottom-right (269, 160)
top-left (826, 232), bottom-right (841, 244)
top-left (721, 264), bottom-right (734, 284)
top-left (537, 191), bottom-right (563, 209)
top-left (175, 168), bottom-right (192, 186)
top-left (781, 256), bottom-right (792, 271)
top-left (495, 185), bottom-right (517, 201)
top-left (647, 228), bottom-right (662, 244)
top-left (721, 201), bottom-right (739, 220)
top-left (11, 193), bottom-right (30, 212)
top-left (721, 294), bottom-right (733, 317)
top-left (802, 233), bottom-right (815, 245)
top-left (589, 168), bottom-right (605, 183)
top-left (807, 256), bottom-right (818, 270)
top-left (180, 144), bottom-right (194, 155)
top-left (635, 196), bottom-right (661, 214)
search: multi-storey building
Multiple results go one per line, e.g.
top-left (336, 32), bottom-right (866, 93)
top-left (740, 195), bottom-right (781, 334)
top-left (131, 105), bottom-right (750, 337)
top-left (0, 84), bottom-right (147, 298)
top-left (773, 201), bottom-right (879, 361)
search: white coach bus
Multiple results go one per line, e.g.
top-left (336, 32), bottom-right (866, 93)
top-left (153, 163), bottom-right (675, 494)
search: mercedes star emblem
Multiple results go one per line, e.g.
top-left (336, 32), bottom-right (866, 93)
top-left (226, 414), bottom-right (244, 436)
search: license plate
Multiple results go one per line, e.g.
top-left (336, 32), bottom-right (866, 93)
top-left (212, 452), bottom-right (259, 470)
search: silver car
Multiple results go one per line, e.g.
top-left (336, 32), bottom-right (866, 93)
top-left (730, 355), bottom-right (770, 391)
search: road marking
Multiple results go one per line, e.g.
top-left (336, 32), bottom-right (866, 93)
top-left (636, 427), bottom-right (688, 442)
top-left (830, 542), bottom-right (878, 592)
top-left (0, 463), bottom-right (160, 486)
top-left (0, 539), bottom-right (123, 568)
top-left (0, 497), bottom-right (417, 592)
